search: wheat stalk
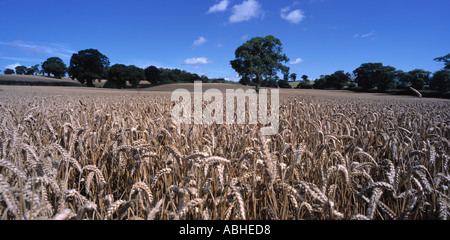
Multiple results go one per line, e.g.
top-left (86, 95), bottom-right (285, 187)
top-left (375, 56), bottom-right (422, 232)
top-left (174, 198), bottom-right (203, 220)
top-left (104, 200), bottom-right (128, 220)
top-left (228, 184), bottom-right (246, 220)
top-left (129, 181), bottom-right (153, 204)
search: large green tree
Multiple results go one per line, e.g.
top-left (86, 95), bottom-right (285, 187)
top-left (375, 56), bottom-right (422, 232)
top-left (353, 63), bottom-right (397, 91)
top-left (68, 49), bottom-right (110, 87)
top-left (42, 57), bottom-right (66, 78)
top-left (230, 35), bottom-right (290, 86)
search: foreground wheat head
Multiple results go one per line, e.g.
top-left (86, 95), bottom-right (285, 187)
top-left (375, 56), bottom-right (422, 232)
top-left (0, 90), bottom-right (449, 220)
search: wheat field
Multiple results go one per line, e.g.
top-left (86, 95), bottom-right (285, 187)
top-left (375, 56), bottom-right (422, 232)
top-left (0, 85), bottom-right (449, 220)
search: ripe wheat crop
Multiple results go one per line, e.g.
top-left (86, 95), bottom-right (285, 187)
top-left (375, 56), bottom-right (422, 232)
top-left (0, 87), bottom-right (449, 220)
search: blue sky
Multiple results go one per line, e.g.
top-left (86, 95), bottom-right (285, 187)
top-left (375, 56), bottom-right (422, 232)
top-left (0, 0), bottom-right (449, 81)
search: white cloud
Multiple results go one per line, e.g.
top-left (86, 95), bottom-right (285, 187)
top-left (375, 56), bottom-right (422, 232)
top-left (5, 63), bottom-right (22, 70)
top-left (290, 58), bottom-right (304, 64)
top-left (361, 31), bottom-right (375, 38)
top-left (207, 0), bottom-right (230, 14)
top-left (229, 0), bottom-right (264, 23)
top-left (183, 57), bottom-right (213, 65)
top-left (354, 31), bottom-right (375, 39)
top-left (281, 9), bottom-right (305, 24)
top-left (192, 36), bottom-right (207, 48)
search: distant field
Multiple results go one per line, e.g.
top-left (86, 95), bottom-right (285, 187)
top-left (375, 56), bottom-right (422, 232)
top-left (0, 74), bottom-right (84, 87)
top-left (0, 74), bottom-right (140, 88)
top-left (1, 74), bottom-right (446, 100)
top-left (288, 81), bottom-right (300, 88)
top-left (1, 83), bottom-right (444, 103)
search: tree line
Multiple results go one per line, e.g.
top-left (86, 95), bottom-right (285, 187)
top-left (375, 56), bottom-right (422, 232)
top-left (1, 48), bottom-right (228, 88)
top-left (229, 35), bottom-right (450, 98)
top-left (308, 61), bottom-right (450, 96)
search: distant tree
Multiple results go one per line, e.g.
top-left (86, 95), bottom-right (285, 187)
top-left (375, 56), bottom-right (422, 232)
top-left (158, 68), bottom-right (173, 83)
top-left (408, 69), bottom-right (431, 90)
top-left (295, 74), bottom-right (311, 89)
top-left (430, 70), bottom-right (450, 93)
top-left (169, 69), bottom-right (182, 82)
top-left (105, 64), bottom-right (145, 88)
top-left (15, 65), bottom-right (27, 75)
top-left (106, 64), bottom-right (129, 88)
top-left (278, 79), bottom-right (292, 88)
top-left (144, 66), bottom-right (161, 85)
top-left (210, 78), bottom-right (226, 83)
top-left (296, 81), bottom-right (313, 89)
top-left (376, 65), bottom-right (397, 91)
top-left (327, 70), bottom-right (351, 89)
top-left (127, 65), bottom-right (144, 87)
top-left (186, 72), bottom-right (200, 83)
top-left (313, 76), bottom-right (328, 89)
top-left (160, 68), bottom-right (200, 83)
top-left (260, 77), bottom-right (278, 88)
top-left (396, 70), bottom-right (412, 89)
top-left (395, 69), bottom-right (431, 90)
top-left (4, 68), bottom-right (15, 74)
top-left (42, 57), bottom-right (66, 78)
top-left (200, 75), bottom-right (209, 83)
top-left (230, 35), bottom-right (289, 86)
top-left (347, 81), bottom-right (358, 90)
top-left (26, 64), bottom-right (40, 75)
top-left (434, 53), bottom-right (450, 70)
top-left (68, 49), bottom-right (110, 87)
top-left (353, 63), bottom-right (397, 91)
top-left (290, 73), bottom-right (297, 81)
